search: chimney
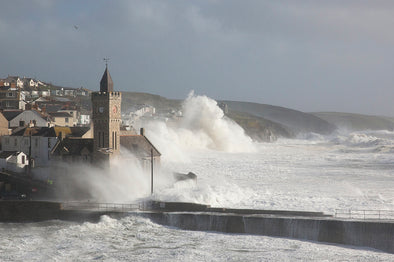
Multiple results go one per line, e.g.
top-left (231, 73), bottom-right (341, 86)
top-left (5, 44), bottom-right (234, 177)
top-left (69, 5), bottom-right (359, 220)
top-left (140, 128), bottom-right (145, 136)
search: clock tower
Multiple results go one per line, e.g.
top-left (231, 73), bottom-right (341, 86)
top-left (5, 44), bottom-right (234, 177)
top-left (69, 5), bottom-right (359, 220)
top-left (91, 65), bottom-right (121, 163)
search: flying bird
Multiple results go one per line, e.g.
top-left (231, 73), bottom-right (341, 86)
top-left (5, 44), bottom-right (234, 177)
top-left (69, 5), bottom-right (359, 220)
top-left (73, 25), bottom-right (79, 30)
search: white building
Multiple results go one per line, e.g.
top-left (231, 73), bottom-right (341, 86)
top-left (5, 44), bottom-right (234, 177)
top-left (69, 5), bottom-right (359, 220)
top-left (79, 114), bottom-right (90, 125)
top-left (0, 151), bottom-right (29, 174)
top-left (8, 110), bottom-right (50, 128)
top-left (133, 104), bottom-right (156, 117)
top-left (1, 134), bottom-right (58, 167)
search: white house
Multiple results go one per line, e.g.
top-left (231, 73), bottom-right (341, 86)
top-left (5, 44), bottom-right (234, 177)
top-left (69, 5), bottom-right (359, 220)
top-left (63, 89), bottom-right (76, 97)
top-left (40, 90), bottom-right (51, 97)
top-left (8, 110), bottom-right (50, 128)
top-left (1, 130), bottom-right (57, 167)
top-left (79, 114), bottom-right (90, 126)
top-left (23, 78), bottom-right (38, 88)
top-left (0, 151), bottom-right (29, 174)
top-left (133, 104), bottom-right (156, 117)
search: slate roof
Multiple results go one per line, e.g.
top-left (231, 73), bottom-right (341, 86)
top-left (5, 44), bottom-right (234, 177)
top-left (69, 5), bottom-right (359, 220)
top-left (120, 135), bottom-right (161, 157)
top-left (10, 126), bottom-right (91, 138)
top-left (0, 151), bottom-right (18, 159)
top-left (1, 110), bottom-right (23, 121)
top-left (100, 66), bottom-right (114, 92)
top-left (69, 127), bottom-right (90, 137)
top-left (51, 138), bottom-right (94, 156)
top-left (49, 112), bottom-right (72, 118)
top-left (42, 104), bottom-right (63, 113)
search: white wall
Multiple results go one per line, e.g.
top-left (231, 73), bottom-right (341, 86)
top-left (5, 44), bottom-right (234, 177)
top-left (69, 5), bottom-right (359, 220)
top-left (9, 110), bottom-right (48, 128)
top-left (1, 136), bottom-right (58, 167)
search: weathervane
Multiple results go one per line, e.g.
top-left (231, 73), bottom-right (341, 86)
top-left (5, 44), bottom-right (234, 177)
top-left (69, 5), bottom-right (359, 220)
top-left (103, 57), bottom-right (110, 68)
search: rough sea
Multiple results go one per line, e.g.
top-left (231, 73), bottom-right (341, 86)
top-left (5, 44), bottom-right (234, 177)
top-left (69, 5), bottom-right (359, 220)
top-left (1, 94), bottom-right (394, 261)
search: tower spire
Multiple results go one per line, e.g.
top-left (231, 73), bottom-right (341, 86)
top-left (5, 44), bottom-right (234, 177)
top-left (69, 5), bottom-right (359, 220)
top-left (100, 58), bottom-right (113, 92)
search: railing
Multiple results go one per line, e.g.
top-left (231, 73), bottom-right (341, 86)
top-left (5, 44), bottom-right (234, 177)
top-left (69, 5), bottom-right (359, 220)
top-left (61, 201), bottom-right (150, 212)
top-left (334, 209), bottom-right (394, 220)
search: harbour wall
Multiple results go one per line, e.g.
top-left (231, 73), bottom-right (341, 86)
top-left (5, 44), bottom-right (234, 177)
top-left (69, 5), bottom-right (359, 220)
top-left (0, 201), bottom-right (126, 222)
top-left (1, 201), bottom-right (393, 254)
top-left (143, 212), bottom-right (394, 254)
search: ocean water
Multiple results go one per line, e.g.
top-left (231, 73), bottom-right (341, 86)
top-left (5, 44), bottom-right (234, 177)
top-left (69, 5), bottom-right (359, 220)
top-left (1, 94), bottom-right (394, 261)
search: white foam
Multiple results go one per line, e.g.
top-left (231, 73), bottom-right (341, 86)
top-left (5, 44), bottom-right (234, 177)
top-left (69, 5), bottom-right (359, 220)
top-left (141, 92), bottom-right (256, 164)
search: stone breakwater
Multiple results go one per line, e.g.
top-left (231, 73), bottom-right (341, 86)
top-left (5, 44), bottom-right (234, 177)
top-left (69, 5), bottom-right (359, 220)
top-left (1, 201), bottom-right (393, 254)
top-left (142, 211), bottom-right (394, 254)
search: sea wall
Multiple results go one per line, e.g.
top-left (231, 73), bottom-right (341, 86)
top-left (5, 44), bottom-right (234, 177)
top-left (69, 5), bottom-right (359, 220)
top-left (0, 201), bottom-right (126, 222)
top-left (0, 200), bottom-right (61, 222)
top-left (144, 212), bottom-right (394, 254)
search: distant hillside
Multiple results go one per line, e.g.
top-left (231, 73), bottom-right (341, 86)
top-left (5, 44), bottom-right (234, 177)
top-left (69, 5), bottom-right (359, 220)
top-left (227, 110), bottom-right (292, 141)
top-left (222, 101), bottom-right (337, 135)
top-left (312, 112), bottom-right (394, 131)
top-left (121, 92), bottom-right (181, 113)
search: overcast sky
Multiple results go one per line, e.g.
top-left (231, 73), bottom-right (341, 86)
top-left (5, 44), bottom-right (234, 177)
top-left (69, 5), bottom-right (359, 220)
top-left (1, 0), bottom-right (394, 115)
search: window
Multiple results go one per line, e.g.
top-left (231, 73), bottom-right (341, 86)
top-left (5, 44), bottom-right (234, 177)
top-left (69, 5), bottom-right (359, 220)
top-left (22, 155), bottom-right (25, 164)
top-left (65, 118), bottom-right (69, 123)
top-left (19, 120), bottom-right (25, 127)
top-left (7, 92), bottom-right (14, 97)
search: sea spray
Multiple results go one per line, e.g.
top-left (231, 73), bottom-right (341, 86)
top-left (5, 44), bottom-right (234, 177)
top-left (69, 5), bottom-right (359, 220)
top-left (52, 149), bottom-right (157, 202)
top-left (141, 92), bottom-right (256, 162)
top-left (132, 92), bottom-right (258, 205)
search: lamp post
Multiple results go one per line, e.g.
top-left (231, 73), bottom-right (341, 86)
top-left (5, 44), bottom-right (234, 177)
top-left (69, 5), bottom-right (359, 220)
top-left (28, 129), bottom-right (32, 178)
top-left (151, 148), bottom-right (153, 195)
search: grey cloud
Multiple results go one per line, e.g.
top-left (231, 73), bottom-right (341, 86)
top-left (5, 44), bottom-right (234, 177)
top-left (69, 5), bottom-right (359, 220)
top-left (0, 0), bottom-right (394, 115)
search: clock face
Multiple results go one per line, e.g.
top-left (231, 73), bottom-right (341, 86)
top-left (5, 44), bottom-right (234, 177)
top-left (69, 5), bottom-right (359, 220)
top-left (99, 107), bottom-right (104, 113)
top-left (112, 105), bottom-right (117, 113)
